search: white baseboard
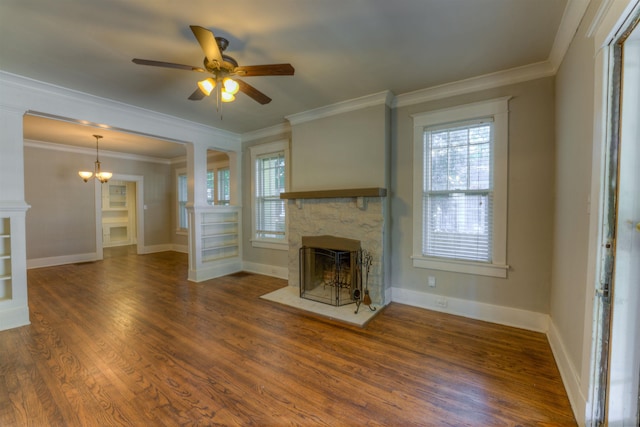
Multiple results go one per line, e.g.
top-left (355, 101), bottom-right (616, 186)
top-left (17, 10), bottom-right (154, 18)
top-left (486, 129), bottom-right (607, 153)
top-left (0, 303), bottom-right (30, 331)
top-left (188, 260), bottom-right (243, 282)
top-left (171, 244), bottom-right (188, 254)
top-left (26, 245), bottom-right (183, 269)
top-left (242, 261), bottom-right (289, 280)
top-left (137, 244), bottom-right (174, 254)
top-left (391, 286), bottom-right (550, 333)
top-left (27, 252), bottom-right (98, 269)
top-left (547, 319), bottom-right (586, 426)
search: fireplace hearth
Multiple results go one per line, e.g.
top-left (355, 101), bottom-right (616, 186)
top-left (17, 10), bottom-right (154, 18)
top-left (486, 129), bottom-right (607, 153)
top-left (299, 235), bottom-right (361, 306)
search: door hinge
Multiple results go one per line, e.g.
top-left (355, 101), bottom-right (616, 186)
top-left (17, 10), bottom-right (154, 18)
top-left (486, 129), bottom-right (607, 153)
top-left (597, 239), bottom-right (615, 301)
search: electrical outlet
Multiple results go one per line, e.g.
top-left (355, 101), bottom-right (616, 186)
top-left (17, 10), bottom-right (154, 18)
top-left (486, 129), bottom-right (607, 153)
top-left (436, 297), bottom-right (448, 308)
top-left (428, 276), bottom-right (436, 288)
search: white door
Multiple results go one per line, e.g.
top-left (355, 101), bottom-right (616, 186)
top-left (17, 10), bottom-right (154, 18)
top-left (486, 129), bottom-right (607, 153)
top-left (589, 6), bottom-right (640, 425)
top-left (607, 24), bottom-right (640, 425)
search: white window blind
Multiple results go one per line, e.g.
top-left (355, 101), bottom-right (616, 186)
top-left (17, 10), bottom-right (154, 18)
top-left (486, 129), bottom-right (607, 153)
top-left (423, 119), bottom-right (494, 262)
top-left (255, 152), bottom-right (286, 240)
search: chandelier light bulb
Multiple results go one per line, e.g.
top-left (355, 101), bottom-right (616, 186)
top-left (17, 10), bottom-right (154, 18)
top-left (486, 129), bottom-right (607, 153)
top-left (79, 135), bottom-right (111, 183)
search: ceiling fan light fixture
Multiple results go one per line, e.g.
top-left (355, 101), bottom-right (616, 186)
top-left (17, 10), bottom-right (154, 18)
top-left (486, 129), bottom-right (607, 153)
top-left (223, 77), bottom-right (239, 95)
top-left (220, 91), bottom-right (235, 103)
top-left (197, 77), bottom-right (216, 96)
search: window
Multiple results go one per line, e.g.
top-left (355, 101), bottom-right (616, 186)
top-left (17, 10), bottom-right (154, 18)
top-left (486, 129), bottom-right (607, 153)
top-left (250, 140), bottom-right (289, 250)
top-left (217, 168), bottom-right (230, 205)
top-left (177, 172), bottom-right (188, 230)
top-left (206, 171), bottom-right (215, 205)
top-left (176, 162), bottom-right (230, 232)
top-left (412, 97), bottom-right (510, 278)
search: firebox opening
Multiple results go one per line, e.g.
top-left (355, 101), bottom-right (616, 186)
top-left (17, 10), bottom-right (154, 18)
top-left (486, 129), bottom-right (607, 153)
top-left (299, 235), bottom-right (361, 306)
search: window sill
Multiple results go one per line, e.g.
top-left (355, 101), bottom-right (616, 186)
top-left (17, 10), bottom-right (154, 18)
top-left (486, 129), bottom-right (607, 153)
top-left (176, 229), bottom-right (187, 236)
top-left (251, 239), bottom-right (288, 251)
top-left (411, 255), bottom-right (508, 278)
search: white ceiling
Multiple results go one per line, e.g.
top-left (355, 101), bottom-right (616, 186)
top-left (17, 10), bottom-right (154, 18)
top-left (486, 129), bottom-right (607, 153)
top-left (2, 0), bottom-right (573, 158)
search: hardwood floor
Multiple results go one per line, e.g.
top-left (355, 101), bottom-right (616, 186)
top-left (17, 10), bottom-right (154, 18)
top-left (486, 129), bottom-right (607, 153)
top-left (1, 248), bottom-right (576, 426)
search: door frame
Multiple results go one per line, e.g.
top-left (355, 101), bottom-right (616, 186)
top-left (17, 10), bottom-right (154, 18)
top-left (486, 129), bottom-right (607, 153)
top-left (586, 1), bottom-right (640, 424)
top-left (94, 174), bottom-right (144, 258)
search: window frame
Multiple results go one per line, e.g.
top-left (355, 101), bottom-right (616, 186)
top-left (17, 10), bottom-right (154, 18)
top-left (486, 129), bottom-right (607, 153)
top-left (176, 168), bottom-right (188, 234)
top-left (206, 160), bottom-right (230, 206)
top-left (250, 140), bottom-right (289, 251)
top-left (217, 167), bottom-right (230, 206)
top-left (411, 97), bottom-right (510, 278)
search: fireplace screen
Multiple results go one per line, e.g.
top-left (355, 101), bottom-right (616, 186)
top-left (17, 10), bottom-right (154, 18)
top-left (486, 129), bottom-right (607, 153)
top-left (299, 235), bottom-right (361, 306)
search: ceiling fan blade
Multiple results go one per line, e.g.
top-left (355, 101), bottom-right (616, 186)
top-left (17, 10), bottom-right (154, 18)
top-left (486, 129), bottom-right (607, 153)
top-left (132, 58), bottom-right (205, 73)
top-left (188, 87), bottom-right (206, 101)
top-left (234, 63), bottom-right (295, 77)
top-left (190, 25), bottom-right (223, 65)
top-left (236, 79), bottom-right (272, 104)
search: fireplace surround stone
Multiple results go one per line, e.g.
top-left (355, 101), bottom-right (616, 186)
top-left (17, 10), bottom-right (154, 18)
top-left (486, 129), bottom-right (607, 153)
top-left (285, 195), bottom-right (387, 306)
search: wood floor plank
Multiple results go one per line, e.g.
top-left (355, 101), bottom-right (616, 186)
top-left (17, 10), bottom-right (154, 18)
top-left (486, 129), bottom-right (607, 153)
top-left (0, 248), bottom-right (577, 425)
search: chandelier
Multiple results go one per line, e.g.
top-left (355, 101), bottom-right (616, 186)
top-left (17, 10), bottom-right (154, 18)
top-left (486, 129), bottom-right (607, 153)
top-left (78, 134), bottom-right (112, 183)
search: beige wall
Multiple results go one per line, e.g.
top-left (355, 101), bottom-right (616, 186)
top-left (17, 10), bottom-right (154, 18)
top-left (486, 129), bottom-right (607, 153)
top-left (551, 0), bottom-right (598, 394)
top-left (24, 145), bottom-right (173, 259)
top-left (391, 77), bottom-right (556, 313)
top-left (290, 104), bottom-right (388, 191)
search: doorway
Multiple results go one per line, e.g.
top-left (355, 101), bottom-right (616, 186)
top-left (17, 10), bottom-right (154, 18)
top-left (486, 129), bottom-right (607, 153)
top-left (606, 21), bottom-right (640, 424)
top-left (94, 174), bottom-right (144, 259)
top-left (102, 179), bottom-right (137, 248)
top-left (591, 6), bottom-right (640, 425)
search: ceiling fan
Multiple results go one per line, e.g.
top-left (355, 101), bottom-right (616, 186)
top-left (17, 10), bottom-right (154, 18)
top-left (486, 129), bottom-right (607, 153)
top-left (132, 25), bottom-right (294, 106)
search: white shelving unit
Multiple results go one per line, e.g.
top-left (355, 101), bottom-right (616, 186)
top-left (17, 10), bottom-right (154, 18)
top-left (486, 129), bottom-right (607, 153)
top-left (102, 181), bottom-right (136, 247)
top-left (201, 209), bottom-right (239, 262)
top-left (188, 206), bottom-right (242, 282)
top-left (0, 218), bottom-right (12, 301)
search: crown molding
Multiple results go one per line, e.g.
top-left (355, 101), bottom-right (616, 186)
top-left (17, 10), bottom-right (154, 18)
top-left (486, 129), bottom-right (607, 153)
top-left (394, 61), bottom-right (555, 108)
top-left (549, 0), bottom-right (591, 69)
top-left (0, 71), bottom-right (241, 146)
top-left (241, 121), bottom-right (291, 142)
top-left (286, 91), bottom-right (394, 126)
top-left (586, 0), bottom-right (615, 38)
top-left (23, 139), bottom-right (172, 165)
top-left (587, 0), bottom-right (638, 47)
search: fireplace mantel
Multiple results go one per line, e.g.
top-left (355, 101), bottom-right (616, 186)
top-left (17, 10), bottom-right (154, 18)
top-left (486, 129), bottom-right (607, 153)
top-left (280, 187), bottom-right (386, 200)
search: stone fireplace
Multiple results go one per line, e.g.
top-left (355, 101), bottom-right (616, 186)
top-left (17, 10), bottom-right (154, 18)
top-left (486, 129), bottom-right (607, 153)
top-left (281, 188), bottom-right (388, 307)
top-left (282, 92), bottom-right (392, 309)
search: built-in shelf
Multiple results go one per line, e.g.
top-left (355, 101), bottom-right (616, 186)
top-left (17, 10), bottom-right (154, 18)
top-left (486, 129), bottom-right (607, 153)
top-left (0, 218), bottom-right (12, 300)
top-left (102, 181), bottom-right (135, 247)
top-left (280, 187), bottom-right (387, 200)
top-left (201, 209), bottom-right (240, 262)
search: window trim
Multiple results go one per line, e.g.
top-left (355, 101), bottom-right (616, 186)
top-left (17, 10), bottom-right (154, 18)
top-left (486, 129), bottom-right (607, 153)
top-left (411, 97), bottom-right (511, 278)
top-left (176, 167), bottom-right (188, 234)
top-left (249, 140), bottom-right (289, 251)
